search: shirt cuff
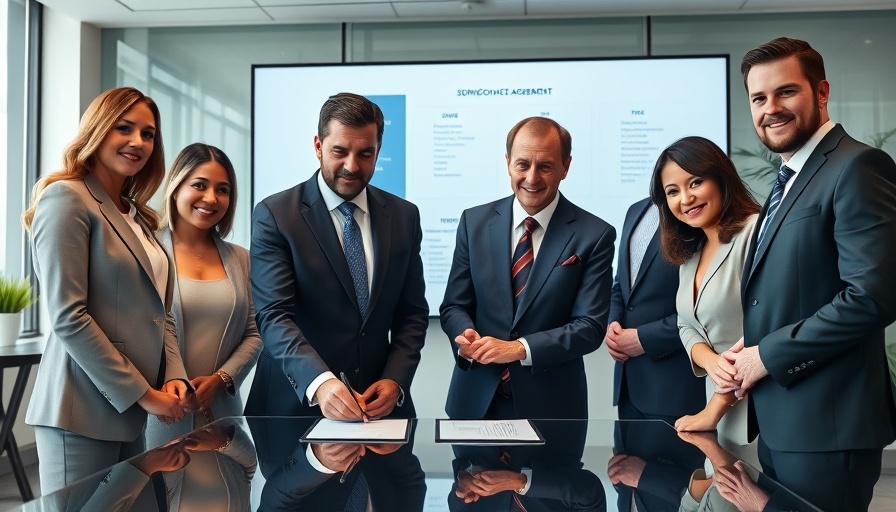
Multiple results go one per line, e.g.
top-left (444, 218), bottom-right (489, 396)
top-left (518, 468), bottom-right (533, 494)
top-left (306, 445), bottom-right (337, 474)
top-left (306, 371), bottom-right (337, 406)
top-left (518, 337), bottom-right (532, 366)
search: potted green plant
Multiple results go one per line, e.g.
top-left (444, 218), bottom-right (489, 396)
top-left (0, 273), bottom-right (36, 346)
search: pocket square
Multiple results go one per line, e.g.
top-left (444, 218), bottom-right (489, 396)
top-left (560, 254), bottom-right (581, 266)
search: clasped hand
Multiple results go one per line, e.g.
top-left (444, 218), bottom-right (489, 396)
top-left (455, 328), bottom-right (525, 365)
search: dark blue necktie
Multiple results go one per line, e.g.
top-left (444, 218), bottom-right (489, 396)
top-left (757, 165), bottom-right (796, 248)
top-left (338, 202), bottom-right (369, 317)
top-left (511, 217), bottom-right (538, 312)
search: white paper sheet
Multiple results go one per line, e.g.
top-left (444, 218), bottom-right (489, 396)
top-left (436, 419), bottom-right (543, 444)
top-left (302, 418), bottom-right (410, 443)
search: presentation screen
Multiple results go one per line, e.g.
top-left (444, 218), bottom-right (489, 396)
top-left (253, 56), bottom-right (730, 316)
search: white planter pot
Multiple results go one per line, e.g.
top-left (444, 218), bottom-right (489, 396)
top-left (0, 312), bottom-right (23, 346)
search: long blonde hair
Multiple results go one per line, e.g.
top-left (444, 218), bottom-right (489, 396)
top-left (22, 87), bottom-right (166, 230)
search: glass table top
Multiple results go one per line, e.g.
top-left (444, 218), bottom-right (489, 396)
top-left (13, 417), bottom-right (820, 511)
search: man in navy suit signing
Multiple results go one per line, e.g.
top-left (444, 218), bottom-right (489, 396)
top-left (245, 93), bottom-right (428, 422)
top-left (441, 117), bottom-right (616, 419)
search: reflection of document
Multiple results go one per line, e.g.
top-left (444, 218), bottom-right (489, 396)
top-left (436, 419), bottom-right (544, 445)
top-left (301, 418), bottom-right (411, 444)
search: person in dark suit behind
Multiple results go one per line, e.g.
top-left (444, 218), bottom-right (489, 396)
top-left (245, 92), bottom-right (428, 421)
top-left (606, 196), bottom-right (705, 423)
top-left (441, 116), bottom-right (616, 420)
top-left (449, 421), bottom-right (605, 512)
top-left (249, 417), bottom-right (426, 512)
top-left (725, 37), bottom-right (896, 511)
top-left (609, 420), bottom-right (704, 512)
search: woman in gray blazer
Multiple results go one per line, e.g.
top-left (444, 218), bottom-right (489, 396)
top-left (146, 143), bottom-right (262, 447)
top-left (22, 87), bottom-right (188, 493)
top-left (649, 136), bottom-right (760, 448)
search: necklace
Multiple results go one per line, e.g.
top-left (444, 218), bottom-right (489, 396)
top-left (174, 237), bottom-right (210, 273)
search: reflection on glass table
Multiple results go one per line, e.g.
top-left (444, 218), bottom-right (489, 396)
top-left (11, 418), bottom-right (822, 511)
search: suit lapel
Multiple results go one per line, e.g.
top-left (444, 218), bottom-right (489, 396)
top-left (366, 187), bottom-right (391, 322)
top-left (489, 198), bottom-right (515, 324)
top-left (83, 173), bottom-right (160, 299)
top-left (616, 201), bottom-right (642, 297)
top-left (694, 238), bottom-right (736, 309)
top-left (300, 174), bottom-right (358, 310)
top-left (748, 125), bottom-right (844, 278)
top-left (514, 196), bottom-right (574, 324)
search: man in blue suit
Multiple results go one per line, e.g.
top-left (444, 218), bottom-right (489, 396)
top-left (245, 93), bottom-right (428, 421)
top-left (607, 197), bottom-right (705, 424)
top-left (441, 117), bottom-right (616, 419)
top-left (728, 37), bottom-right (896, 511)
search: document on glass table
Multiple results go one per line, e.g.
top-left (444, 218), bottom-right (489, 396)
top-left (435, 419), bottom-right (545, 445)
top-left (300, 418), bottom-right (411, 444)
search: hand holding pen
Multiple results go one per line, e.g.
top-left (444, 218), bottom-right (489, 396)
top-left (339, 371), bottom-right (370, 423)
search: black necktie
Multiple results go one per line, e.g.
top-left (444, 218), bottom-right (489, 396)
top-left (757, 165), bottom-right (796, 248)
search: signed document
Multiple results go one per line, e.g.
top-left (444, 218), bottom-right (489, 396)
top-left (435, 419), bottom-right (545, 445)
top-left (301, 418), bottom-right (411, 444)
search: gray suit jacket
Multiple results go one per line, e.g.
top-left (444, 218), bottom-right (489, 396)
top-left (677, 215), bottom-right (757, 446)
top-left (146, 229), bottom-right (263, 445)
top-left (742, 124), bottom-right (896, 452)
top-left (26, 173), bottom-right (187, 442)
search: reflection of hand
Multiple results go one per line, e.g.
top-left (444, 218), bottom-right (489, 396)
top-left (468, 470), bottom-right (526, 496)
top-left (132, 441), bottom-right (191, 476)
top-left (607, 453), bottom-right (645, 487)
top-left (715, 461), bottom-right (769, 512)
top-left (311, 443), bottom-right (366, 473)
top-left (455, 471), bottom-right (481, 503)
top-left (359, 379), bottom-right (399, 419)
top-left (315, 379), bottom-right (367, 421)
top-left (365, 443), bottom-right (402, 456)
top-left (187, 375), bottom-right (225, 413)
top-left (184, 425), bottom-right (228, 452)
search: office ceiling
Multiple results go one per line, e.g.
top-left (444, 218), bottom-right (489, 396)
top-left (37, 0), bottom-right (896, 28)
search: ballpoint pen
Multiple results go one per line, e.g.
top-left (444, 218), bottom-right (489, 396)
top-left (339, 371), bottom-right (369, 422)
top-left (339, 452), bottom-right (363, 484)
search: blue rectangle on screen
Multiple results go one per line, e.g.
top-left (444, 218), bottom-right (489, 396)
top-left (367, 95), bottom-right (406, 198)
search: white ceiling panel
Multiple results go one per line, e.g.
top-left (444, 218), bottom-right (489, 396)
top-left (393, 0), bottom-right (523, 19)
top-left (264, 3), bottom-right (399, 22)
top-left (526, 0), bottom-right (746, 17)
top-left (743, 0), bottom-right (896, 10)
top-left (120, 0), bottom-right (257, 10)
top-left (36, 0), bottom-right (896, 28)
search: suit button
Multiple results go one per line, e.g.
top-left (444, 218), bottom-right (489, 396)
top-left (750, 299), bottom-right (758, 306)
top-left (788, 369), bottom-right (794, 374)
top-left (627, 306), bottom-right (634, 311)
top-left (153, 317), bottom-right (163, 325)
top-left (361, 331), bottom-right (366, 337)
top-left (510, 332), bottom-right (519, 339)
